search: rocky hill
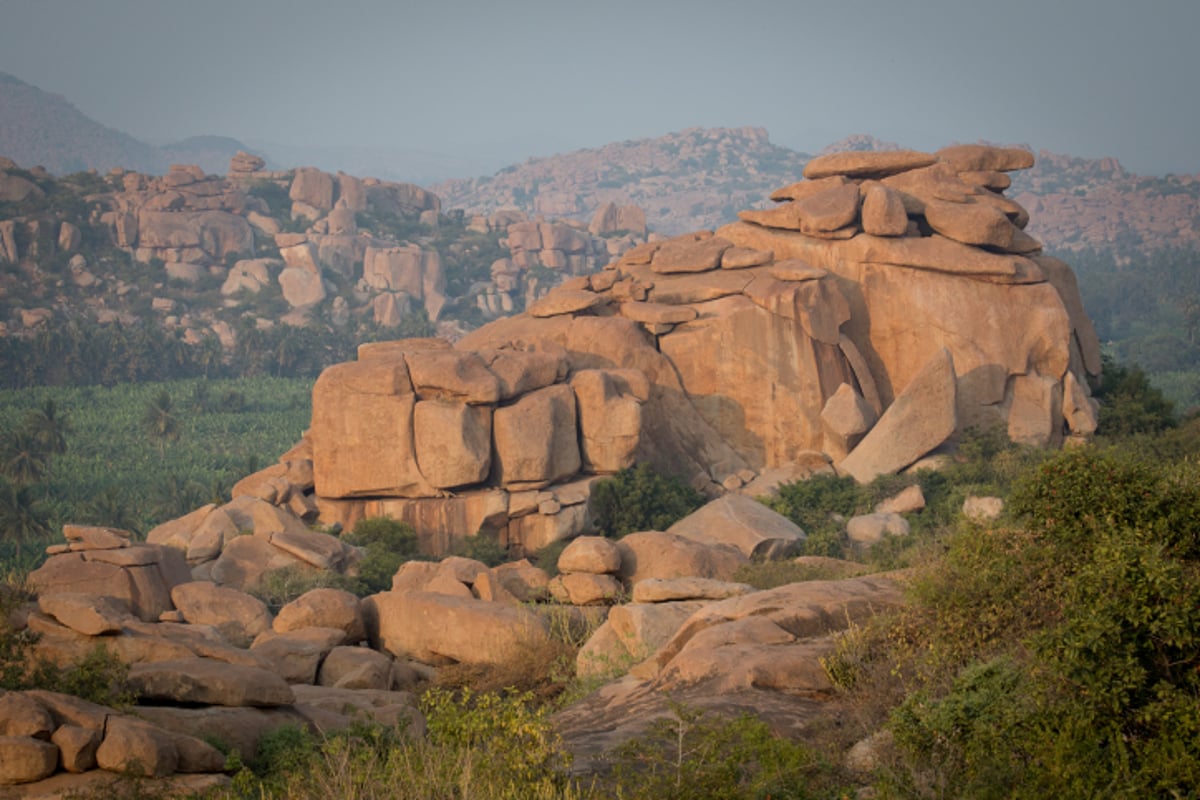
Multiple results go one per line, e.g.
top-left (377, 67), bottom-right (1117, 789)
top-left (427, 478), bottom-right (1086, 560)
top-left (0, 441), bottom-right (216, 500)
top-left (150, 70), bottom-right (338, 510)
top-left (436, 128), bottom-right (1200, 253)
top-left (433, 127), bottom-right (809, 236)
top-left (0, 153), bottom-right (647, 385)
top-left (0, 72), bottom-right (252, 176)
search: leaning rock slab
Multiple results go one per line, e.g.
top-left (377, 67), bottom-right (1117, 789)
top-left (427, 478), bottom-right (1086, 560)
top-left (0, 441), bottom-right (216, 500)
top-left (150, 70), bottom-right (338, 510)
top-left (838, 348), bottom-right (957, 483)
top-left (666, 495), bottom-right (805, 559)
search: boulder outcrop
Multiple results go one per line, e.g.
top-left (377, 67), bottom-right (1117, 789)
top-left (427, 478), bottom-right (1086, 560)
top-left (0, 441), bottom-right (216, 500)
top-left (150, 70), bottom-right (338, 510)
top-left (297, 144), bottom-right (1097, 550)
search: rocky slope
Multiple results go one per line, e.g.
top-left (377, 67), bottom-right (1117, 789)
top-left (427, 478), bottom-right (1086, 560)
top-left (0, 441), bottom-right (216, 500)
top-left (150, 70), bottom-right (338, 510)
top-left (436, 128), bottom-right (1200, 253)
top-left (0, 154), bottom-right (646, 367)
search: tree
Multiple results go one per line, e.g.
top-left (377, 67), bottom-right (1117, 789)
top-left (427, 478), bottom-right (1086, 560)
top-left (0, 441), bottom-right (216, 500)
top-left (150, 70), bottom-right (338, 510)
top-left (0, 429), bottom-right (49, 486)
top-left (142, 391), bottom-right (181, 458)
top-left (0, 480), bottom-right (51, 563)
top-left (22, 399), bottom-right (70, 456)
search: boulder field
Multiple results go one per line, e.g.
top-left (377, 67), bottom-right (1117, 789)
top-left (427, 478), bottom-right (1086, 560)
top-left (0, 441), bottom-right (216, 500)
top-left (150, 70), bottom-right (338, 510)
top-left (4, 144), bottom-right (1105, 794)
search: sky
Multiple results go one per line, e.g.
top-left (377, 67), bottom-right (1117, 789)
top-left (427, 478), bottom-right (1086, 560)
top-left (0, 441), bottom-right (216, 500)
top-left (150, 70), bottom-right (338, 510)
top-left (1, 0), bottom-right (1198, 177)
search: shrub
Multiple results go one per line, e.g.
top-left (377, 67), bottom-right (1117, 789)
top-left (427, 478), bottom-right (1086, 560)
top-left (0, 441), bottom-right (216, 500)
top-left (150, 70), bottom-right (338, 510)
top-left (606, 701), bottom-right (826, 799)
top-left (1094, 356), bottom-right (1177, 436)
top-left (589, 463), bottom-right (705, 538)
top-left (343, 516), bottom-right (421, 594)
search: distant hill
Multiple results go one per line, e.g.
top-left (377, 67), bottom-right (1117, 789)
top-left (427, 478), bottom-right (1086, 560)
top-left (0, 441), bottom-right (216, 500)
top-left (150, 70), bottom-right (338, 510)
top-left (0, 72), bottom-right (253, 176)
top-left (432, 126), bottom-right (811, 236)
top-left (435, 129), bottom-right (1200, 253)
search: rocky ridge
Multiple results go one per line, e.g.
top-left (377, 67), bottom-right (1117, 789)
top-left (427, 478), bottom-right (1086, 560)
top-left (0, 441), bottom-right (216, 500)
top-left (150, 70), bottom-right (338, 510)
top-left (0, 155), bottom-right (648, 350)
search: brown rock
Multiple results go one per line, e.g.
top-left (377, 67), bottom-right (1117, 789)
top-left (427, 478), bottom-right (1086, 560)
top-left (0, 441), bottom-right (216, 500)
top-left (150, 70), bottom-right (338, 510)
top-left (289, 167), bottom-right (334, 211)
top-left (617, 301), bottom-right (698, 325)
top-left (128, 658), bottom-right (295, 707)
top-left (549, 573), bottom-right (624, 605)
top-left (935, 144), bottom-right (1035, 172)
top-left (820, 383), bottom-right (877, 462)
top-left (52, 725), bottom-right (99, 773)
top-left (577, 601), bottom-right (704, 678)
top-left (0, 736), bottom-right (58, 785)
top-left (274, 588), bottom-right (365, 644)
top-left (171, 582), bottom-right (272, 646)
top-left (874, 484), bottom-right (926, 515)
top-left (492, 384), bottom-right (580, 488)
top-left (527, 288), bottom-right (607, 318)
top-left (557, 536), bottom-right (622, 574)
top-left (363, 591), bottom-right (550, 666)
top-left (803, 149), bottom-right (937, 180)
top-left (96, 717), bottom-right (178, 778)
top-left (317, 646), bottom-right (394, 690)
top-left (248, 634), bottom-right (325, 684)
top-left (311, 357), bottom-right (436, 499)
top-left (923, 198), bottom-right (1018, 249)
top-left (615, 532), bottom-right (747, 585)
top-left (667, 495), bottom-right (805, 559)
top-left (404, 350), bottom-right (500, 405)
top-left (207, 535), bottom-right (309, 592)
top-left (794, 183), bottom-right (862, 233)
top-left (650, 234), bottom-right (731, 274)
top-left (859, 182), bottom-right (910, 236)
top-left (1007, 372), bottom-right (1064, 447)
top-left (846, 512), bottom-right (910, 544)
top-left (963, 496), bottom-right (1004, 521)
top-left (631, 578), bottom-right (755, 603)
top-left (478, 349), bottom-right (564, 400)
top-left (62, 524), bottom-right (131, 549)
top-left (839, 348), bottom-right (957, 483)
top-left (766, 259), bottom-right (826, 282)
top-left (413, 401), bottom-right (492, 489)
top-left (36, 593), bottom-right (130, 636)
top-left (769, 175), bottom-right (850, 202)
top-left (570, 370), bottom-right (644, 474)
top-left (0, 693), bottom-right (53, 740)
top-left (717, 246), bottom-right (770, 269)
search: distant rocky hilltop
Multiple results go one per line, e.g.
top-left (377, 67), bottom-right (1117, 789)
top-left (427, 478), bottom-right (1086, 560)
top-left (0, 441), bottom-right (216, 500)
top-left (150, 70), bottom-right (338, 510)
top-left (434, 127), bottom-right (808, 236)
top-left (438, 128), bottom-right (1200, 253)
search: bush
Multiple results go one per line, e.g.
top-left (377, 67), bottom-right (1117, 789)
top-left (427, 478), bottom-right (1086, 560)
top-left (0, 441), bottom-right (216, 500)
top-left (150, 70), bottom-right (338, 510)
top-left (1094, 356), bottom-right (1177, 436)
top-left (589, 463), bottom-right (705, 538)
top-left (343, 516), bottom-right (421, 594)
top-left (606, 702), bottom-right (827, 799)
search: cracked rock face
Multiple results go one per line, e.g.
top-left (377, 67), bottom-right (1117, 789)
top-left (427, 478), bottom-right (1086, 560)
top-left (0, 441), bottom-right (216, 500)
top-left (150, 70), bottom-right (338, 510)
top-left (302, 144), bottom-right (1098, 550)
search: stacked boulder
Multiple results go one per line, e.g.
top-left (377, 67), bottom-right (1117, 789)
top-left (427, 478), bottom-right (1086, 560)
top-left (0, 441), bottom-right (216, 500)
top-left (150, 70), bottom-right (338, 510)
top-left (295, 145), bottom-right (1099, 549)
top-left (550, 537), bottom-right (625, 606)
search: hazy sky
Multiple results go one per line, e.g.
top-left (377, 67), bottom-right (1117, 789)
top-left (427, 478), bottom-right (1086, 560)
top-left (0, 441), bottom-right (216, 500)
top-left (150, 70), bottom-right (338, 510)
top-left (1, 0), bottom-right (1197, 176)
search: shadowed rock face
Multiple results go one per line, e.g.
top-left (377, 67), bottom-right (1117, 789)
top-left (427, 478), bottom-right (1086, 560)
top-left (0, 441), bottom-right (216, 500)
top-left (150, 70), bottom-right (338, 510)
top-left (294, 144), bottom-right (1101, 551)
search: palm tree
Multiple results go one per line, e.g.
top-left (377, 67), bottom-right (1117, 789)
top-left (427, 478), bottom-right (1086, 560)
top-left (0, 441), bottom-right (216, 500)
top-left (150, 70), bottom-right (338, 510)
top-left (0, 480), bottom-right (51, 564)
top-left (143, 391), bottom-right (181, 458)
top-left (22, 399), bottom-right (70, 456)
top-left (0, 429), bottom-right (49, 486)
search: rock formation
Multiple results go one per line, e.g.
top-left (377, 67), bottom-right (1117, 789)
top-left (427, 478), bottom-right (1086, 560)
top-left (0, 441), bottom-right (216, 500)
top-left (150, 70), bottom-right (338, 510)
top-left (298, 144), bottom-right (1099, 548)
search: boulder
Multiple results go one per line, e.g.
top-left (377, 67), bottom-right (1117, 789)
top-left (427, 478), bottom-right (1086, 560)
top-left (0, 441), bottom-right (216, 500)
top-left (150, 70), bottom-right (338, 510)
top-left (838, 348), bottom-right (957, 483)
top-left (0, 693), bottom-right (53, 740)
top-left (52, 725), bottom-right (100, 773)
top-left (846, 513), bottom-right (911, 545)
top-left (96, 717), bottom-right (178, 778)
top-left (274, 588), bottom-right (365, 644)
top-left (549, 573), bottom-right (624, 605)
top-left (571, 370), bottom-right (645, 473)
top-left (36, 593), bottom-right (130, 636)
top-left (615, 532), bottom-right (747, 585)
top-left (362, 591), bottom-right (550, 666)
top-left (128, 658), bottom-right (295, 707)
top-left (577, 601), bottom-right (704, 678)
top-left (492, 384), bottom-right (580, 488)
top-left (874, 485), bottom-right (926, 515)
top-left (650, 234), bottom-right (731, 274)
top-left (557, 536), bottom-right (622, 574)
top-left (248, 634), bottom-right (326, 684)
top-left (860, 182), bottom-right (910, 236)
top-left (820, 383), bottom-right (877, 462)
top-left (317, 646), bottom-right (395, 691)
top-left (666, 495), bottom-right (805, 559)
top-left (413, 400), bottom-right (492, 488)
top-left (963, 495), bottom-right (1004, 522)
top-left (630, 578), bottom-right (755, 603)
top-left (0, 736), bottom-right (59, 785)
top-left (803, 149), bottom-right (937, 179)
top-left (170, 582), bottom-right (272, 646)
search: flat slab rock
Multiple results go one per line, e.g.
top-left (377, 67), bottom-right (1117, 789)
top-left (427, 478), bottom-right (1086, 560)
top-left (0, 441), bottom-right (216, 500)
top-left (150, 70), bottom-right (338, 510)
top-left (128, 658), bottom-right (296, 707)
top-left (666, 494), bottom-right (806, 559)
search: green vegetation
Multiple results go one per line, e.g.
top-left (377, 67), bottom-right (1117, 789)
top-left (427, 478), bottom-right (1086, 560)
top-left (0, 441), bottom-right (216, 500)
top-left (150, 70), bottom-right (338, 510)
top-left (588, 462), bottom-right (706, 538)
top-left (342, 516), bottom-right (421, 594)
top-left (0, 376), bottom-right (309, 561)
